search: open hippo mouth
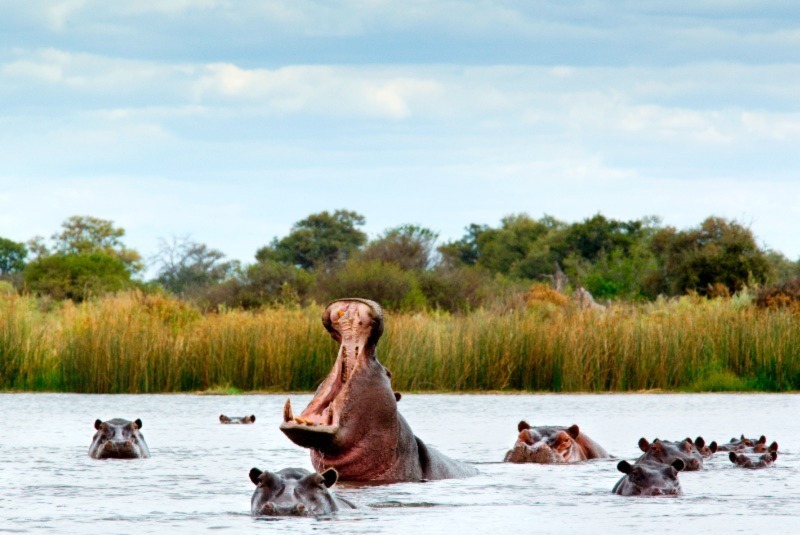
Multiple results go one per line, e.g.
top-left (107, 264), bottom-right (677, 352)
top-left (280, 298), bottom-right (384, 451)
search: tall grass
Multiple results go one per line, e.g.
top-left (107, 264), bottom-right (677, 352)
top-left (0, 291), bottom-right (798, 393)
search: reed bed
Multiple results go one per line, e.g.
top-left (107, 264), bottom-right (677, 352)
top-left (0, 292), bottom-right (798, 393)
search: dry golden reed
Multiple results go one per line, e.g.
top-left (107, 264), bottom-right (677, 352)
top-left (0, 291), bottom-right (798, 393)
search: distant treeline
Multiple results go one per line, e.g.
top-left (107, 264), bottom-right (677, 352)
top-left (1, 211), bottom-right (800, 311)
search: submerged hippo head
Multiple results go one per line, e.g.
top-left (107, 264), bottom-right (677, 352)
top-left (613, 459), bottom-right (685, 496)
top-left (693, 436), bottom-right (718, 458)
top-left (637, 438), bottom-right (703, 471)
top-left (729, 450), bottom-right (778, 469)
top-left (249, 467), bottom-right (354, 516)
top-left (717, 435), bottom-right (767, 452)
top-left (89, 418), bottom-right (150, 459)
top-left (220, 414), bottom-right (256, 424)
top-left (503, 421), bottom-right (608, 463)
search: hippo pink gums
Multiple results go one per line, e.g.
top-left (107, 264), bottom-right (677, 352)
top-left (504, 421), bottom-right (609, 463)
top-left (249, 467), bottom-right (355, 516)
top-left (89, 418), bottom-right (150, 459)
top-left (280, 298), bottom-right (478, 482)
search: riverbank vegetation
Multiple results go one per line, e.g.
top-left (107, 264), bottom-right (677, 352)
top-left (1, 211), bottom-right (800, 393)
top-left (1, 290), bottom-right (799, 393)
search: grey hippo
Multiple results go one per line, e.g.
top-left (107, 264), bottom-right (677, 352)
top-left (637, 437), bottom-right (704, 470)
top-left (504, 420), bottom-right (609, 463)
top-left (280, 298), bottom-right (478, 482)
top-left (613, 459), bottom-right (685, 496)
top-left (220, 414), bottom-right (256, 424)
top-left (89, 418), bottom-right (150, 459)
top-left (249, 467), bottom-right (355, 516)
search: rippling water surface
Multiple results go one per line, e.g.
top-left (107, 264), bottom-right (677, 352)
top-left (1, 393), bottom-right (798, 534)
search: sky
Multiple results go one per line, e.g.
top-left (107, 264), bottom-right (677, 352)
top-left (2, 0), bottom-right (799, 272)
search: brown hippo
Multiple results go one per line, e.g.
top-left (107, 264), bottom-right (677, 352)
top-left (220, 414), bottom-right (256, 424)
top-left (249, 467), bottom-right (356, 516)
top-left (637, 438), bottom-right (703, 471)
top-left (89, 418), bottom-right (150, 459)
top-left (693, 436), bottom-right (718, 458)
top-left (613, 459), bottom-right (685, 496)
top-left (716, 435), bottom-right (767, 452)
top-left (729, 450), bottom-right (778, 469)
top-left (503, 421), bottom-right (609, 463)
top-left (280, 298), bottom-right (478, 482)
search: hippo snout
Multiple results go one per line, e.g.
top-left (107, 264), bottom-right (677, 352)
top-left (261, 502), bottom-right (308, 516)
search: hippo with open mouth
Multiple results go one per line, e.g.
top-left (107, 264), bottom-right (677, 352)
top-left (613, 459), bottom-right (685, 496)
top-left (89, 418), bottom-right (150, 459)
top-left (249, 467), bottom-right (355, 516)
top-left (637, 437), bottom-right (704, 471)
top-left (220, 414), bottom-right (256, 424)
top-left (280, 298), bottom-right (478, 482)
top-left (503, 420), bottom-right (609, 463)
top-left (729, 450), bottom-right (778, 469)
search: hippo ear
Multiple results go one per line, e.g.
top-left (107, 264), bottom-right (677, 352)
top-left (728, 452), bottom-right (738, 463)
top-left (617, 460), bottom-right (632, 474)
top-left (638, 438), bottom-right (650, 452)
top-left (671, 459), bottom-right (685, 472)
top-left (394, 392), bottom-right (402, 402)
top-left (567, 425), bottom-right (580, 439)
top-left (769, 441), bottom-right (778, 452)
top-left (758, 435), bottom-right (767, 444)
top-left (94, 419), bottom-right (102, 430)
top-left (518, 421), bottom-right (531, 432)
top-left (249, 415), bottom-right (256, 422)
top-left (770, 451), bottom-right (778, 461)
top-left (694, 436), bottom-right (705, 449)
top-left (709, 441), bottom-right (718, 453)
top-left (135, 419), bottom-right (143, 429)
top-left (219, 415), bottom-right (226, 422)
top-left (321, 468), bottom-right (338, 488)
top-left (249, 468), bottom-right (263, 485)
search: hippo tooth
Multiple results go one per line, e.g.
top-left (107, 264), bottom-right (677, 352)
top-left (283, 398), bottom-right (294, 422)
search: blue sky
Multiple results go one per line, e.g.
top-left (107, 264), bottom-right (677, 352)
top-left (2, 1), bottom-right (799, 270)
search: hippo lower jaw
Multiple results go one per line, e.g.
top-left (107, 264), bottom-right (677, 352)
top-left (96, 444), bottom-right (142, 459)
top-left (279, 420), bottom-right (339, 451)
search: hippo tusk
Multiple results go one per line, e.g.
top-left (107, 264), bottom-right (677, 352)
top-left (284, 398), bottom-right (294, 423)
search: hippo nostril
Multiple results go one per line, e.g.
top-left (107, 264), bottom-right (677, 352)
top-left (125, 441), bottom-right (132, 448)
top-left (293, 504), bottom-right (307, 516)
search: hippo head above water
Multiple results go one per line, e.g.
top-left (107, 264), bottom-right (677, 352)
top-left (637, 438), bottom-right (703, 471)
top-left (729, 450), bottom-right (778, 469)
top-left (613, 459), bottom-right (685, 496)
top-left (249, 467), bottom-right (355, 516)
top-left (220, 414), bottom-right (256, 424)
top-left (717, 435), bottom-right (768, 452)
top-left (503, 421), bottom-right (609, 464)
top-left (693, 436), bottom-right (718, 458)
top-left (280, 298), bottom-right (477, 482)
top-left (89, 418), bottom-right (150, 459)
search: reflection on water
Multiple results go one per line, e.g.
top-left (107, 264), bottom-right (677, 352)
top-left (1, 393), bottom-right (798, 533)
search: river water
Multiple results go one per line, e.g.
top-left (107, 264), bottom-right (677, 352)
top-left (0, 393), bottom-right (797, 534)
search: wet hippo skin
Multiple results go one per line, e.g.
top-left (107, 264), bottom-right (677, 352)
top-left (503, 421), bottom-right (609, 463)
top-left (89, 418), bottom-right (150, 459)
top-left (613, 459), bottom-right (685, 496)
top-left (249, 467), bottom-right (355, 516)
top-left (637, 438), bottom-right (704, 471)
top-left (219, 414), bottom-right (256, 424)
top-left (280, 298), bottom-right (478, 482)
top-left (729, 450), bottom-right (778, 469)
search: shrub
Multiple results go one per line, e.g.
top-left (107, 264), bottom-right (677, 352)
top-left (24, 253), bottom-right (132, 301)
top-left (316, 259), bottom-right (426, 312)
top-left (756, 278), bottom-right (800, 312)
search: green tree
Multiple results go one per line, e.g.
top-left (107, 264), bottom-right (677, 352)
top-left (315, 259), bottom-right (426, 311)
top-left (360, 224), bottom-right (439, 272)
top-left (48, 216), bottom-right (142, 273)
top-left (24, 253), bottom-right (133, 301)
top-left (256, 210), bottom-right (367, 270)
top-left (650, 216), bottom-right (771, 295)
top-left (0, 237), bottom-right (27, 275)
